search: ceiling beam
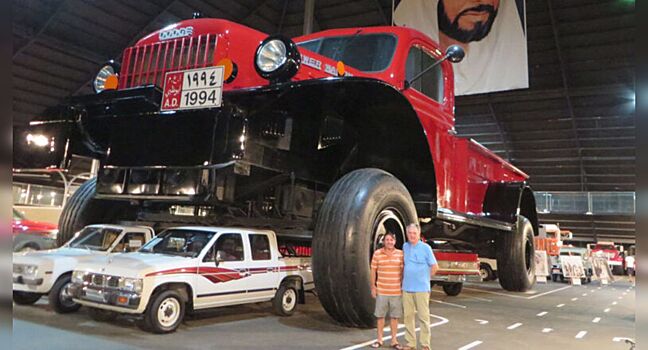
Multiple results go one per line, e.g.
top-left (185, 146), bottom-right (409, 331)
top-left (13, 0), bottom-right (68, 59)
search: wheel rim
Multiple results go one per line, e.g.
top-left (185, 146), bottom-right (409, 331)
top-left (480, 268), bottom-right (489, 279)
top-left (371, 208), bottom-right (406, 256)
top-left (282, 289), bottom-right (297, 311)
top-left (157, 297), bottom-right (181, 328)
top-left (59, 282), bottom-right (76, 308)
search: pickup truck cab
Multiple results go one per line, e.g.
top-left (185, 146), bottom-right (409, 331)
top-left (69, 226), bottom-right (314, 333)
top-left (13, 224), bottom-right (154, 313)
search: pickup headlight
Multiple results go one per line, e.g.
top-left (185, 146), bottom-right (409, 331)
top-left (20, 265), bottom-right (38, 276)
top-left (119, 277), bottom-right (143, 293)
top-left (254, 35), bottom-right (300, 82)
top-left (72, 270), bottom-right (86, 283)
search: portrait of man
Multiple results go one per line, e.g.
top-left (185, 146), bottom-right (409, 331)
top-left (394, 0), bottom-right (528, 95)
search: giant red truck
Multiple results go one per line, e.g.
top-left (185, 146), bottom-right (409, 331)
top-left (14, 17), bottom-right (538, 327)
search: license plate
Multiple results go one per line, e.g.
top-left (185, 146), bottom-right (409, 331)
top-left (85, 289), bottom-right (105, 303)
top-left (161, 66), bottom-right (224, 111)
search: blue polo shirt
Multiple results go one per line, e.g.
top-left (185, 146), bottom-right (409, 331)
top-left (402, 241), bottom-right (437, 292)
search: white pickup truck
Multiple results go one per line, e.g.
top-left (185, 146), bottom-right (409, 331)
top-left (13, 224), bottom-right (154, 313)
top-left (69, 226), bottom-right (314, 333)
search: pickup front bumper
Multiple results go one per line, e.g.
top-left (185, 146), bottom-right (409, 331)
top-left (431, 272), bottom-right (482, 283)
top-left (69, 282), bottom-right (141, 313)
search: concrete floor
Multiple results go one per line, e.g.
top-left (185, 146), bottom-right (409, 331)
top-left (13, 279), bottom-right (635, 350)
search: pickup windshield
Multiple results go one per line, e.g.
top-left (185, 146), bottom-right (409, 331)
top-left (297, 33), bottom-right (397, 72)
top-left (68, 227), bottom-right (123, 251)
top-left (139, 229), bottom-right (215, 258)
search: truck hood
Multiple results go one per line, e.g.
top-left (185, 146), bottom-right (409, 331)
top-left (13, 247), bottom-right (104, 267)
top-left (75, 252), bottom-right (194, 279)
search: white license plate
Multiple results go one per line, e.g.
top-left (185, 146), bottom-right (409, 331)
top-left (161, 66), bottom-right (224, 111)
top-left (85, 289), bottom-right (105, 303)
top-left (447, 275), bottom-right (465, 282)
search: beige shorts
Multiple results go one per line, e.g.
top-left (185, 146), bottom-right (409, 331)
top-left (374, 295), bottom-right (403, 318)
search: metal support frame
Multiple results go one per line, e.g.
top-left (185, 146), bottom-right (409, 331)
top-left (303, 0), bottom-right (315, 35)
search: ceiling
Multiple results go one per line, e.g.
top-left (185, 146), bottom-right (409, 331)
top-left (12, 0), bottom-right (635, 243)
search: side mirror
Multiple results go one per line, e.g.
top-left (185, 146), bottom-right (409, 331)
top-left (445, 45), bottom-right (465, 63)
top-left (215, 250), bottom-right (225, 266)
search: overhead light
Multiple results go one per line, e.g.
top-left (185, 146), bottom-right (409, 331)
top-left (26, 133), bottom-right (49, 147)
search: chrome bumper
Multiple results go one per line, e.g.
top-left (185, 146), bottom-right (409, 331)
top-left (431, 273), bottom-right (482, 283)
top-left (69, 283), bottom-right (141, 310)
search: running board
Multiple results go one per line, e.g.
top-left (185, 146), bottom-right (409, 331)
top-left (436, 208), bottom-right (513, 232)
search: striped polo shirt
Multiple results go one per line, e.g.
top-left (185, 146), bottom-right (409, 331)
top-left (371, 248), bottom-right (404, 296)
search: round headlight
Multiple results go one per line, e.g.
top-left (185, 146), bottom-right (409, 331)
top-left (94, 60), bottom-right (120, 93)
top-left (256, 39), bottom-right (287, 73)
top-left (254, 35), bottom-right (300, 82)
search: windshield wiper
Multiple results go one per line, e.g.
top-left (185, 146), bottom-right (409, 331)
top-left (332, 29), bottom-right (363, 63)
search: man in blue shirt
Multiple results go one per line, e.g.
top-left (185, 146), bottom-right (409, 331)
top-left (402, 223), bottom-right (438, 350)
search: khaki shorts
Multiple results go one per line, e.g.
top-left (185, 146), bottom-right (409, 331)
top-left (374, 295), bottom-right (403, 318)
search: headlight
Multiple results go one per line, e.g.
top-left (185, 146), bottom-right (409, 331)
top-left (72, 270), bottom-right (86, 283)
top-left (118, 277), bottom-right (143, 293)
top-left (22, 265), bottom-right (38, 276)
top-left (93, 60), bottom-right (120, 93)
top-left (254, 35), bottom-right (300, 82)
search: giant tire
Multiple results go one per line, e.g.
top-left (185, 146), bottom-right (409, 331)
top-left (312, 168), bottom-right (417, 328)
top-left (496, 216), bottom-right (536, 292)
top-left (57, 178), bottom-right (134, 246)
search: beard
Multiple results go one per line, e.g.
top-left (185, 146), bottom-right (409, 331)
top-left (438, 1), bottom-right (498, 43)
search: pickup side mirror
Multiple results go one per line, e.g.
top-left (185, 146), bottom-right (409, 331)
top-left (215, 250), bottom-right (226, 266)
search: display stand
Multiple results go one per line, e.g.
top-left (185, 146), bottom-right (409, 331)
top-left (537, 276), bottom-right (547, 283)
top-left (570, 278), bottom-right (581, 285)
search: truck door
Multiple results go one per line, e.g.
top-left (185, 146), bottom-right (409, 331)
top-left (195, 232), bottom-right (250, 309)
top-left (245, 232), bottom-right (280, 301)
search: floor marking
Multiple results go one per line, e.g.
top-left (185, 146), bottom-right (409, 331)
top-left (618, 296), bottom-right (623, 300)
top-left (463, 285), bottom-right (571, 300)
top-left (571, 297), bottom-right (578, 301)
top-left (556, 304), bottom-right (565, 308)
top-left (575, 331), bottom-right (587, 339)
top-left (430, 299), bottom-right (467, 309)
top-left (340, 315), bottom-right (448, 350)
top-left (432, 290), bottom-right (492, 302)
top-left (474, 319), bottom-right (489, 325)
top-left (507, 323), bottom-right (523, 330)
top-left (613, 337), bottom-right (634, 343)
top-left (612, 301), bottom-right (618, 305)
top-left (458, 340), bottom-right (483, 350)
top-left (604, 308), bottom-right (611, 313)
top-left (537, 311), bottom-right (548, 317)
top-left (592, 317), bottom-right (601, 323)
top-left (582, 293), bottom-right (588, 296)
top-left (542, 328), bottom-right (553, 333)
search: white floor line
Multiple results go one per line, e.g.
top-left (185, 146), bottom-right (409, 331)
top-left (431, 290), bottom-right (492, 302)
top-left (612, 301), bottom-right (618, 305)
top-left (474, 319), bottom-right (489, 325)
top-left (458, 340), bottom-right (483, 350)
top-left (618, 296), bottom-right (623, 300)
top-left (507, 323), bottom-right (523, 330)
top-left (537, 311), bottom-right (548, 317)
top-left (575, 331), bottom-right (588, 339)
top-left (571, 297), bottom-right (578, 301)
top-left (339, 314), bottom-right (449, 350)
top-left (604, 308), bottom-right (611, 313)
top-left (463, 285), bottom-right (571, 300)
top-left (542, 328), bottom-right (553, 333)
top-left (582, 293), bottom-right (588, 296)
top-left (430, 299), bottom-right (467, 309)
top-left (556, 304), bottom-right (565, 308)
top-left (592, 317), bottom-right (601, 323)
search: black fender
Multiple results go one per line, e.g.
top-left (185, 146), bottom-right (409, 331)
top-left (228, 77), bottom-right (438, 207)
top-left (482, 181), bottom-right (539, 234)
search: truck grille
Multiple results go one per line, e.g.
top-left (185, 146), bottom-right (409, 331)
top-left (86, 273), bottom-right (120, 288)
top-left (119, 34), bottom-right (218, 89)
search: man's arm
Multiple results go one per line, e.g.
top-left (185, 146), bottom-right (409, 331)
top-left (430, 263), bottom-right (439, 277)
top-left (370, 253), bottom-right (378, 298)
top-left (426, 244), bottom-right (438, 277)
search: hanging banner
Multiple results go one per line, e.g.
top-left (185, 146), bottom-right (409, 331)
top-left (394, 0), bottom-right (529, 95)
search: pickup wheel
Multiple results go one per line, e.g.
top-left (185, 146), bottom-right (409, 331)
top-left (442, 283), bottom-right (463, 296)
top-left (143, 290), bottom-right (185, 333)
top-left (87, 307), bottom-right (117, 322)
top-left (496, 215), bottom-right (536, 292)
top-left (313, 168), bottom-right (416, 328)
top-left (13, 291), bottom-right (41, 305)
top-left (480, 263), bottom-right (495, 281)
top-left (57, 178), bottom-right (135, 246)
top-left (273, 284), bottom-right (298, 316)
top-left (49, 274), bottom-right (81, 313)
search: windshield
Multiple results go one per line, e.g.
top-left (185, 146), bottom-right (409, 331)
top-left (139, 229), bottom-right (215, 258)
top-left (68, 227), bottom-right (123, 251)
top-left (298, 33), bottom-right (397, 72)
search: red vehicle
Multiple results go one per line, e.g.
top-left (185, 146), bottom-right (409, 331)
top-left (12, 209), bottom-right (59, 252)
top-left (588, 242), bottom-right (625, 275)
top-left (13, 17), bottom-right (538, 327)
top-left (431, 250), bottom-right (481, 296)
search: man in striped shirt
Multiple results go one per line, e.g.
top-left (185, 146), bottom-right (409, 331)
top-left (370, 232), bottom-right (404, 349)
